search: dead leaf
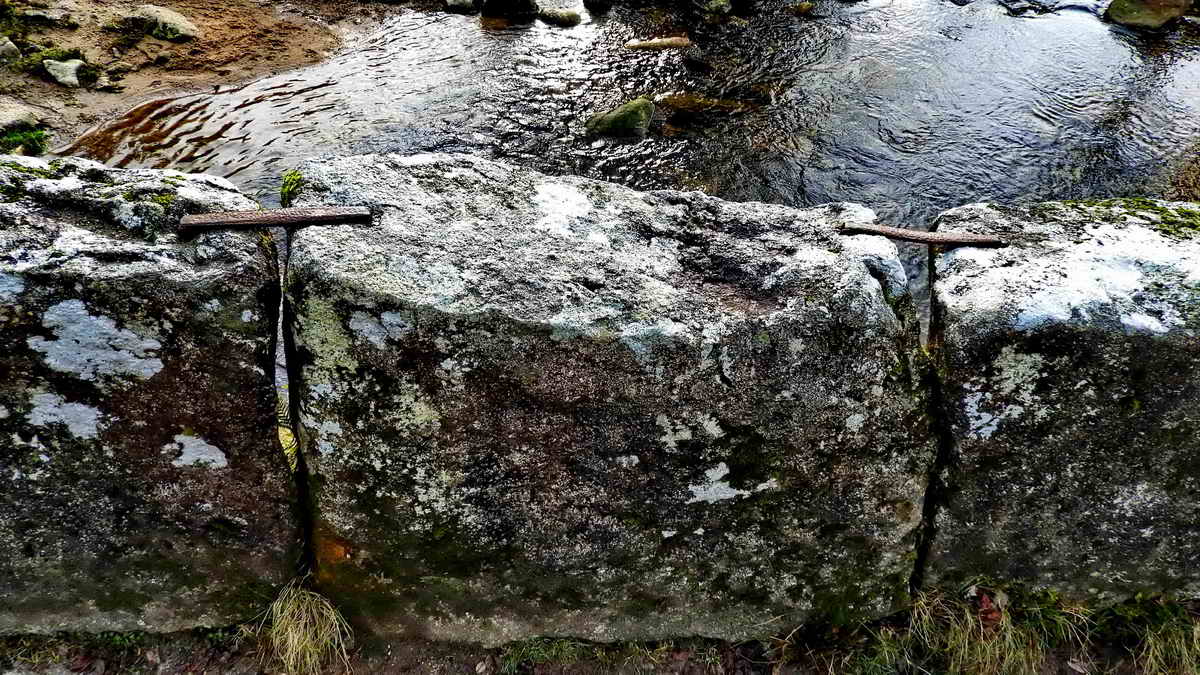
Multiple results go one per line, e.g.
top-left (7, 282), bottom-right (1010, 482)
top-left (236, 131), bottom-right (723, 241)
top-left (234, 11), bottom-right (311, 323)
top-left (977, 592), bottom-right (1002, 632)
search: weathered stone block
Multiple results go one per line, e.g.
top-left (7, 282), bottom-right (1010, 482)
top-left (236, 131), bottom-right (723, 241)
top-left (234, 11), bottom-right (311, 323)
top-left (0, 157), bottom-right (298, 633)
top-left (928, 200), bottom-right (1200, 601)
top-left (287, 153), bottom-right (935, 644)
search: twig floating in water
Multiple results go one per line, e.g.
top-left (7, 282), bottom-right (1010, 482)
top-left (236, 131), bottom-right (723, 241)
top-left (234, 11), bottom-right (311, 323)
top-left (840, 223), bottom-right (1008, 248)
top-left (178, 206), bottom-right (372, 234)
top-left (624, 36), bottom-right (693, 50)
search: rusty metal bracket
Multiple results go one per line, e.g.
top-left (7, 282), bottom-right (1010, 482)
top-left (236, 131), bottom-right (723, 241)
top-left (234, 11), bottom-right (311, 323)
top-left (178, 206), bottom-right (373, 234)
top-left (840, 223), bottom-right (1008, 248)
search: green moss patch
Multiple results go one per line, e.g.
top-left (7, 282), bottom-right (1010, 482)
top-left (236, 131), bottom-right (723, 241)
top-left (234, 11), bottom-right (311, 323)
top-left (1056, 198), bottom-right (1200, 239)
top-left (0, 126), bottom-right (47, 156)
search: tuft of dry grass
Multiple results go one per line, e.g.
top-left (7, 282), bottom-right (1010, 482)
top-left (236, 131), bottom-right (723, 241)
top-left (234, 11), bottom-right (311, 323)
top-left (258, 577), bottom-right (353, 675)
top-left (1136, 617), bottom-right (1200, 675)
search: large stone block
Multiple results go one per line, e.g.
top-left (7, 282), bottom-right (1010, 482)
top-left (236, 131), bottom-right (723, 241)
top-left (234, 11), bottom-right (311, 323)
top-left (928, 200), bottom-right (1200, 601)
top-left (0, 157), bottom-right (299, 633)
top-left (287, 153), bottom-right (935, 644)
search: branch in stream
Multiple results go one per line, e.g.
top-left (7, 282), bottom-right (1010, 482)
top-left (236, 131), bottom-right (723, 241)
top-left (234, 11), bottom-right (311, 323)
top-left (840, 223), bottom-right (1008, 248)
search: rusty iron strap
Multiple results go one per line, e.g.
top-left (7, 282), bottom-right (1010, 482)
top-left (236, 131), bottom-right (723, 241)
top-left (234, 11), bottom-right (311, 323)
top-left (178, 206), bottom-right (372, 234)
top-left (840, 223), bottom-right (1008, 248)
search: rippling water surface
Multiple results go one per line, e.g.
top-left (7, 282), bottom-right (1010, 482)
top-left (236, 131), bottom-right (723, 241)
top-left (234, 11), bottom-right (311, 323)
top-left (66, 0), bottom-right (1200, 232)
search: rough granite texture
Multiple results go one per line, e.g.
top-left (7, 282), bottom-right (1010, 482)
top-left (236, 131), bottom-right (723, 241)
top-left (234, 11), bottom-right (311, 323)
top-left (0, 156), bottom-right (298, 633)
top-left (928, 200), bottom-right (1200, 602)
top-left (286, 153), bottom-right (935, 645)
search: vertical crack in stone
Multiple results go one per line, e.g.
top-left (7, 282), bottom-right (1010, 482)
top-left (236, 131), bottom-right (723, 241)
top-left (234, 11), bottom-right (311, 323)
top-left (276, 228), bottom-right (319, 576)
top-left (908, 243), bottom-right (959, 593)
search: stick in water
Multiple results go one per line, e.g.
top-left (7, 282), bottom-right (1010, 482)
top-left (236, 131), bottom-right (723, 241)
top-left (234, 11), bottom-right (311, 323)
top-left (840, 223), bottom-right (1007, 248)
top-left (178, 206), bottom-right (372, 234)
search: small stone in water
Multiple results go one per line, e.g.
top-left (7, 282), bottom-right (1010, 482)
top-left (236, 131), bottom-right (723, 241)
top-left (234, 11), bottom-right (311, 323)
top-left (585, 97), bottom-right (654, 137)
top-left (539, 7), bottom-right (582, 26)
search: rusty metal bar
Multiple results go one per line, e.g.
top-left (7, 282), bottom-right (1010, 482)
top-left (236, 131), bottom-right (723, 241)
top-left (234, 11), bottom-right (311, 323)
top-left (178, 206), bottom-right (372, 234)
top-left (841, 223), bottom-right (1008, 248)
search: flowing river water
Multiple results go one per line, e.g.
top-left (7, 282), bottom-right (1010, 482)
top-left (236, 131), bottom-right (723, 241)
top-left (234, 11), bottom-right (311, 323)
top-left (64, 0), bottom-right (1200, 286)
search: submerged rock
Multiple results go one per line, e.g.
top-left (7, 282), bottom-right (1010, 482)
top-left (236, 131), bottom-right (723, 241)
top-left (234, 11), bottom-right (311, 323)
top-left (480, 0), bottom-right (540, 21)
top-left (286, 153), bottom-right (934, 644)
top-left (789, 2), bottom-right (816, 15)
top-left (1105, 0), bottom-right (1190, 29)
top-left (0, 156), bottom-right (298, 633)
top-left (585, 97), bottom-right (654, 137)
top-left (538, 7), bottom-right (583, 25)
top-left (701, 0), bottom-right (733, 14)
top-left (445, 0), bottom-right (480, 14)
top-left (928, 200), bottom-right (1200, 602)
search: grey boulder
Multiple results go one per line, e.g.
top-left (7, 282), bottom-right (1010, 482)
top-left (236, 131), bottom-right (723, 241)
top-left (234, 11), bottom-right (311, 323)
top-left (0, 156), bottom-right (298, 633)
top-left (927, 200), bottom-right (1200, 602)
top-left (286, 153), bottom-right (935, 645)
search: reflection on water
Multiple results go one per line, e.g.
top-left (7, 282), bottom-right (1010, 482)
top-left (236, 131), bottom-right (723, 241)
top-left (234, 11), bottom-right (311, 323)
top-left (66, 0), bottom-right (1200, 234)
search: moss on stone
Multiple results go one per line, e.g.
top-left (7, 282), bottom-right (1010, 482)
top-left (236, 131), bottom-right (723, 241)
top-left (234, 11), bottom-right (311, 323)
top-left (1057, 198), bottom-right (1200, 238)
top-left (585, 98), bottom-right (654, 138)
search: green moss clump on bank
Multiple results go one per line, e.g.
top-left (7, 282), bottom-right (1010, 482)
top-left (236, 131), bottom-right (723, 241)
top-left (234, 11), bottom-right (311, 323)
top-left (1056, 198), bottom-right (1200, 239)
top-left (9, 47), bottom-right (81, 73)
top-left (0, 127), bottom-right (47, 155)
top-left (280, 169), bottom-right (305, 207)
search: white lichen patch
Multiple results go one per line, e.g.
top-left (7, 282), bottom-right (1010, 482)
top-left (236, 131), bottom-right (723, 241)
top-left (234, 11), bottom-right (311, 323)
top-left (27, 300), bottom-right (163, 385)
top-left (686, 463), bottom-right (776, 504)
top-left (616, 454), bottom-right (640, 468)
top-left (166, 434), bottom-right (228, 468)
top-left (317, 419), bottom-right (345, 455)
top-left (844, 412), bottom-right (867, 432)
top-left (940, 217), bottom-right (1199, 335)
top-left (0, 272), bottom-right (24, 302)
top-left (532, 182), bottom-right (592, 235)
top-left (241, 309), bottom-right (255, 323)
top-left (26, 392), bottom-right (102, 439)
top-left (655, 414), bottom-right (693, 449)
top-left (349, 311), bottom-right (389, 348)
top-left (962, 346), bottom-right (1048, 439)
